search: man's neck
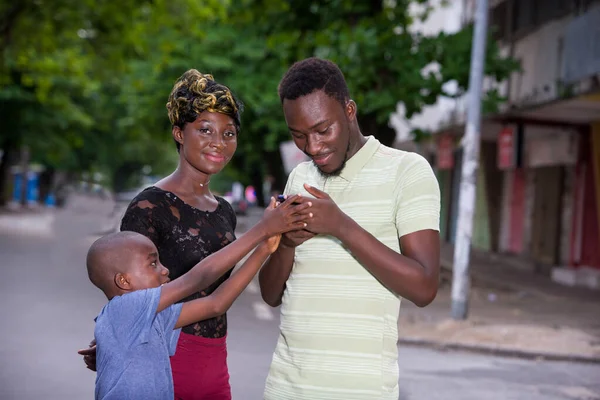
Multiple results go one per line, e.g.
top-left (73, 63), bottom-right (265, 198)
top-left (346, 131), bottom-right (368, 161)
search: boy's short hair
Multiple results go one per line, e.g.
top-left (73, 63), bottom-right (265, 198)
top-left (278, 57), bottom-right (350, 106)
top-left (86, 231), bottom-right (142, 296)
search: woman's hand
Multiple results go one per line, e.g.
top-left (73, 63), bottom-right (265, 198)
top-left (260, 195), bottom-right (313, 237)
top-left (77, 339), bottom-right (97, 371)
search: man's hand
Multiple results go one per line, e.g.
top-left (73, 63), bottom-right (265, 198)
top-left (77, 339), bottom-right (97, 371)
top-left (298, 184), bottom-right (348, 237)
top-left (280, 229), bottom-right (316, 248)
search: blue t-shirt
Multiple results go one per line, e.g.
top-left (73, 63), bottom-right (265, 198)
top-left (94, 287), bottom-right (183, 400)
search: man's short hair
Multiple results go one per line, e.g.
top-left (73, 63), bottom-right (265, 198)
top-left (278, 58), bottom-right (350, 106)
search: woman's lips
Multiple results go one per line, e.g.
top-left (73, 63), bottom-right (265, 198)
top-left (204, 153), bottom-right (226, 163)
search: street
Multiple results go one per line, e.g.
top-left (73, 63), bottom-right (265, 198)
top-left (1, 201), bottom-right (599, 400)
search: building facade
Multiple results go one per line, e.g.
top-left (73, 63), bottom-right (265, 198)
top-left (400, 0), bottom-right (600, 283)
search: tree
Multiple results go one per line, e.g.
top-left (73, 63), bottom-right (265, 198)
top-left (207, 0), bottom-right (519, 202)
top-left (1, 0), bottom-right (518, 207)
top-left (0, 0), bottom-right (225, 203)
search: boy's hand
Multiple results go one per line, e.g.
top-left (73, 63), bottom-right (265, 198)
top-left (260, 234), bottom-right (282, 254)
top-left (260, 195), bottom-right (312, 237)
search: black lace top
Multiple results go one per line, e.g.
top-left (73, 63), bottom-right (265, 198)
top-left (120, 186), bottom-right (237, 338)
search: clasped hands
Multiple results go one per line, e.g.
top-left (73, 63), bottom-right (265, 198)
top-left (278, 183), bottom-right (347, 249)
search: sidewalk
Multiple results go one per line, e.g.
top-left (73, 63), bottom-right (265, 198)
top-left (398, 243), bottom-right (600, 363)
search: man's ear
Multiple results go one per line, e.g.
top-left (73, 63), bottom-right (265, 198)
top-left (115, 272), bottom-right (131, 291)
top-left (172, 126), bottom-right (184, 147)
top-left (346, 99), bottom-right (357, 120)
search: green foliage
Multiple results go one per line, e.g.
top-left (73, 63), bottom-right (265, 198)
top-left (0, 0), bottom-right (519, 195)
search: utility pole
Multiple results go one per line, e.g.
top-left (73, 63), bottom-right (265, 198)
top-left (451, 0), bottom-right (489, 320)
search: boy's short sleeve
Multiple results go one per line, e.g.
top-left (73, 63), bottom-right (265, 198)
top-left (394, 153), bottom-right (441, 237)
top-left (156, 303), bottom-right (183, 356)
top-left (103, 288), bottom-right (161, 348)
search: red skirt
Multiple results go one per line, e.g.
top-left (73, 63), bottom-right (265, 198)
top-left (171, 333), bottom-right (231, 400)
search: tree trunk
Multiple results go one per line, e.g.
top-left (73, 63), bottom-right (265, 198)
top-left (249, 160), bottom-right (265, 207)
top-left (38, 166), bottom-right (55, 205)
top-left (0, 142), bottom-right (18, 206)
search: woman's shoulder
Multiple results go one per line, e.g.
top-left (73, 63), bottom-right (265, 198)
top-left (215, 196), bottom-right (237, 226)
top-left (215, 195), bottom-right (235, 214)
top-left (128, 186), bottom-right (175, 207)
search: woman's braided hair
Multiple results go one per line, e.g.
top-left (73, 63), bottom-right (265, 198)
top-left (166, 69), bottom-right (243, 151)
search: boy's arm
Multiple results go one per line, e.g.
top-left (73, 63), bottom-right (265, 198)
top-left (156, 195), bottom-right (311, 313)
top-left (156, 222), bottom-right (268, 313)
top-left (174, 244), bottom-right (271, 328)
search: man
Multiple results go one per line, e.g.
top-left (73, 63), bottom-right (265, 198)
top-left (259, 57), bottom-right (441, 400)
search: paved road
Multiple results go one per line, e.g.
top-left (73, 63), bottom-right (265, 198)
top-left (1, 201), bottom-right (599, 400)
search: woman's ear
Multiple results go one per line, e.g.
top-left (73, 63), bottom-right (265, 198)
top-left (115, 272), bottom-right (131, 291)
top-left (172, 125), bottom-right (184, 147)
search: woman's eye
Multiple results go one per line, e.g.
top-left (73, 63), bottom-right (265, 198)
top-left (225, 131), bottom-right (237, 138)
top-left (199, 128), bottom-right (211, 134)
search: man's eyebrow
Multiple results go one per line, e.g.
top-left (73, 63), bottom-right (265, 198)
top-left (289, 119), bottom-right (331, 132)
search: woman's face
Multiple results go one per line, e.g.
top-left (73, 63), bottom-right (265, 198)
top-left (173, 111), bottom-right (238, 176)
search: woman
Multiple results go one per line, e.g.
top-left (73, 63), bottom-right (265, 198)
top-left (82, 70), bottom-right (245, 399)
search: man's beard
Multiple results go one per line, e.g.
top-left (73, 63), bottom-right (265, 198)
top-left (314, 142), bottom-right (350, 178)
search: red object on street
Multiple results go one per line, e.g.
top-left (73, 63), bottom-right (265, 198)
top-left (498, 127), bottom-right (515, 169)
top-left (437, 134), bottom-right (454, 170)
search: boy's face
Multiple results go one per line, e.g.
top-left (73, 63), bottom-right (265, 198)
top-left (123, 236), bottom-right (170, 290)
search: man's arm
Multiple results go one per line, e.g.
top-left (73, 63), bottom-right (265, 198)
top-left (258, 245), bottom-right (294, 307)
top-left (258, 229), bottom-right (316, 307)
top-left (336, 221), bottom-right (439, 306)
top-left (302, 154), bottom-right (441, 307)
top-left (258, 168), bottom-right (316, 307)
top-left (176, 242), bottom-right (272, 327)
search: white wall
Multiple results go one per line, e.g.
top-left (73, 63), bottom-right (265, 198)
top-left (508, 17), bottom-right (571, 107)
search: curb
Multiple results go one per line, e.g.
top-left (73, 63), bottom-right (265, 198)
top-left (398, 337), bottom-right (600, 364)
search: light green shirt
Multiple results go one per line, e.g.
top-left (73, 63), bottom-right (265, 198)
top-left (264, 136), bottom-right (440, 400)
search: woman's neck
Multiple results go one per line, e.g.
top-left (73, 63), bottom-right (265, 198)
top-left (170, 162), bottom-right (212, 196)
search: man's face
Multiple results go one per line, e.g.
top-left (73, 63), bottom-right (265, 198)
top-left (123, 236), bottom-right (170, 291)
top-left (283, 90), bottom-right (353, 176)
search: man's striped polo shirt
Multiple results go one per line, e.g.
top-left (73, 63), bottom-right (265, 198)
top-left (264, 136), bottom-right (441, 400)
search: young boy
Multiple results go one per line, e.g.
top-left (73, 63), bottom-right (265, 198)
top-left (86, 196), bottom-right (311, 400)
